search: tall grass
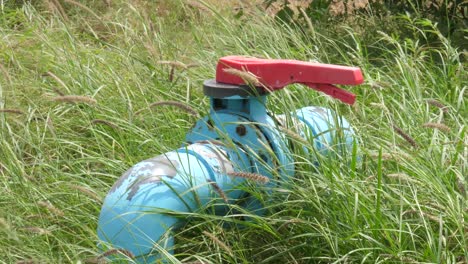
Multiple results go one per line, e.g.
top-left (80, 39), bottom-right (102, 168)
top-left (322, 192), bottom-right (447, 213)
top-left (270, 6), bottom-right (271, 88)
top-left (0, 1), bottom-right (466, 263)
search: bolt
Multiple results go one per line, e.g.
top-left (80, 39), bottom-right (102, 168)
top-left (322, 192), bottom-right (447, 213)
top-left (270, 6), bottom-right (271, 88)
top-left (207, 119), bottom-right (214, 130)
top-left (236, 125), bottom-right (246, 136)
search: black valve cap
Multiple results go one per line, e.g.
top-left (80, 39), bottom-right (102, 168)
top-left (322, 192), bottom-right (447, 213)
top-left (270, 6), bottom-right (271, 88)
top-left (203, 79), bottom-right (269, 98)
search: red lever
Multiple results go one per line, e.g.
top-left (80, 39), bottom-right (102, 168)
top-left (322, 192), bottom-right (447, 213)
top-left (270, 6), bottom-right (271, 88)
top-left (216, 56), bottom-right (363, 105)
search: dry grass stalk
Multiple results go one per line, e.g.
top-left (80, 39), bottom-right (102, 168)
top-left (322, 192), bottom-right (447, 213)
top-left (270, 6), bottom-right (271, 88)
top-left (207, 179), bottom-right (229, 203)
top-left (63, 0), bottom-right (102, 21)
top-left (69, 184), bottom-right (102, 202)
top-left (456, 176), bottom-right (466, 196)
top-left (25, 214), bottom-right (53, 221)
top-left (426, 99), bottom-right (448, 113)
top-left (46, 116), bottom-right (56, 136)
top-left (16, 260), bottom-right (38, 264)
top-left (0, 109), bottom-right (24, 115)
top-left (392, 125), bottom-right (418, 148)
top-left (227, 171), bottom-right (269, 184)
top-left (365, 175), bottom-right (375, 181)
top-left (369, 102), bottom-right (389, 112)
top-left (52, 87), bottom-right (65, 96)
top-left (299, 7), bottom-right (314, 33)
top-left (279, 127), bottom-right (309, 145)
top-left (202, 231), bottom-right (233, 256)
top-left (156, 60), bottom-right (188, 70)
top-left (51, 95), bottom-right (97, 105)
top-left (223, 68), bottom-right (260, 86)
top-left (386, 173), bottom-right (417, 183)
top-left (186, 62), bottom-right (200, 68)
top-left (379, 254), bottom-right (418, 263)
top-left (369, 81), bottom-right (390, 89)
top-left (440, 140), bottom-right (468, 146)
top-left (98, 248), bottom-right (135, 260)
top-left (423, 122), bottom-right (451, 132)
top-left (21, 227), bottom-right (51, 235)
top-left (91, 119), bottom-right (118, 129)
top-left (390, 151), bottom-right (413, 161)
top-left (49, 0), bottom-right (69, 21)
top-left (102, 0), bottom-right (111, 7)
top-left (186, 1), bottom-right (210, 12)
top-left (85, 257), bottom-right (109, 264)
top-left (144, 42), bottom-right (158, 59)
top-left (38, 200), bottom-right (65, 217)
top-left (135, 101), bottom-right (198, 117)
top-left (83, 257), bottom-right (104, 264)
top-left (0, 217), bottom-right (9, 229)
top-left (369, 152), bottom-right (392, 161)
top-left (403, 209), bottom-right (441, 223)
top-left (0, 62), bottom-right (12, 84)
top-left (44, 71), bottom-right (69, 90)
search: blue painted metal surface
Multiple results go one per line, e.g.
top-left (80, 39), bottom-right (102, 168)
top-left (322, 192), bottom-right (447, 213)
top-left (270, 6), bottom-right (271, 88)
top-left (98, 143), bottom-right (251, 262)
top-left (97, 86), bottom-right (357, 263)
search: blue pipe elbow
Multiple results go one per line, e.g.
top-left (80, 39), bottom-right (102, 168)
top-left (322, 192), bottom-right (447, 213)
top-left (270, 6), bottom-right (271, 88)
top-left (97, 143), bottom-right (250, 262)
top-left (278, 106), bottom-right (356, 156)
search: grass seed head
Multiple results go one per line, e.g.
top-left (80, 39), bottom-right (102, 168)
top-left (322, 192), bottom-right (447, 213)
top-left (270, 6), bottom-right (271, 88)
top-left (369, 81), bottom-right (390, 89)
top-left (403, 209), bottom-right (441, 223)
top-left (369, 152), bottom-right (393, 161)
top-left (426, 99), bottom-right (448, 113)
top-left (186, 62), bottom-right (200, 68)
top-left (69, 185), bottom-right (102, 202)
top-left (37, 200), bottom-right (64, 217)
top-left (16, 260), bottom-right (38, 264)
top-left (91, 119), bottom-right (118, 129)
top-left (422, 122), bottom-right (451, 132)
top-left (44, 71), bottom-right (69, 90)
top-left (227, 171), bottom-right (270, 184)
top-left (135, 100), bottom-right (199, 117)
top-left (392, 125), bottom-right (418, 148)
top-left (0, 109), bottom-right (24, 115)
top-left (156, 60), bottom-right (188, 70)
top-left (456, 176), bottom-right (466, 195)
top-left (51, 95), bottom-right (97, 105)
top-left (21, 227), bottom-right (51, 235)
top-left (202, 231), bottom-right (233, 256)
top-left (279, 126), bottom-right (309, 145)
top-left (387, 173), bottom-right (417, 182)
top-left (206, 179), bottom-right (229, 203)
top-left (186, 1), bottom-right (211, 12)
top-left (223, 68), bottom-right (261, 86)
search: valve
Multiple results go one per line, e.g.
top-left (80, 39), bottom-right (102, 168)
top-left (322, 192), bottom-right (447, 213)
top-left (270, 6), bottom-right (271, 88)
top-left (97, 56), bottom-right (363, 263)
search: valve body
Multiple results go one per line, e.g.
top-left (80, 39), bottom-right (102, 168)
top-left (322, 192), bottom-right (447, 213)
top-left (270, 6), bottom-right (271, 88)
top-left (97, 56), bottom-right (362, 262)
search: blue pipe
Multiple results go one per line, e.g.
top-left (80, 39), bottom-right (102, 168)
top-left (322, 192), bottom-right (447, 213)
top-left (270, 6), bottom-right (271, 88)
top-left (97, 143), bottom-right (251, 262)
top-left (97, 98), bottom-right (355, 262)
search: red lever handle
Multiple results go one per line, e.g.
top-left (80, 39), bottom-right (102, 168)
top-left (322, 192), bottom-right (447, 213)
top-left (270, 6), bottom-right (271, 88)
top-left (216, 56), bottom-right (363, 105)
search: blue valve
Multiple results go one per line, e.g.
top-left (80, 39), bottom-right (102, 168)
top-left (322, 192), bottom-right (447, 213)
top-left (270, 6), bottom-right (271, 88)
top-left (97, 56), bottom-right (363, 262)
